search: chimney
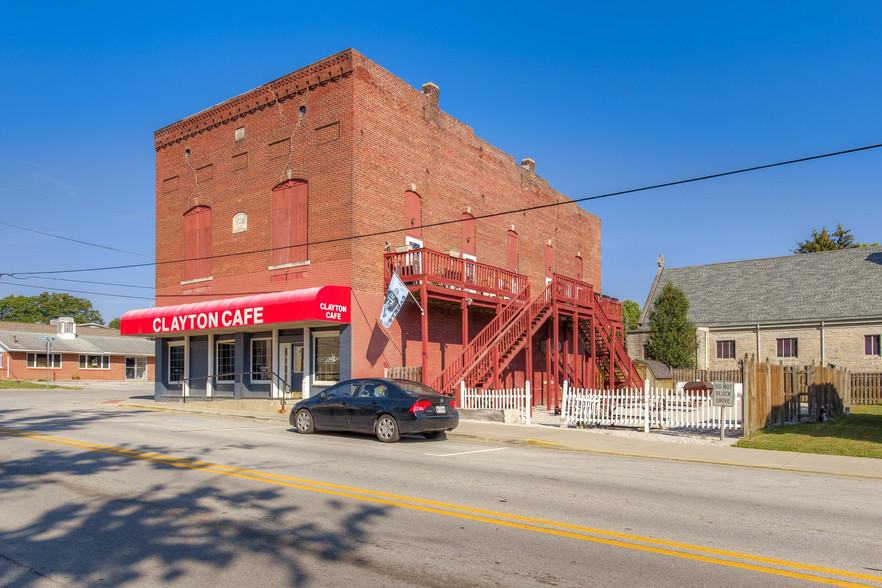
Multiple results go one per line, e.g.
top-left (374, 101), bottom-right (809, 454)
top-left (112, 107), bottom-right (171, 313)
top-left (521, 158), bottom-right (535, 175)
top-left (422, 82), bottom-right (439, 108)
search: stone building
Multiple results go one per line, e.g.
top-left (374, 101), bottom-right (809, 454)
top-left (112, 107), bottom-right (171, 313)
top-left (628, 246), bottom-right (882, 372)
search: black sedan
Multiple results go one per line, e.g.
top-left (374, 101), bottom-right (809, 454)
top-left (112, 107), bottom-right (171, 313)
top-left (289, 378), bottom-right (458, 442)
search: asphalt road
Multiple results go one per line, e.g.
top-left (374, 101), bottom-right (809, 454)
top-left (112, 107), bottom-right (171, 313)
top-left (2, 388), bottom-right (881, 587)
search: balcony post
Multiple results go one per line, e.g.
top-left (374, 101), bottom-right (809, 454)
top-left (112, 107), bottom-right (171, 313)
top-left (421, 282), bottom-right (429, 384)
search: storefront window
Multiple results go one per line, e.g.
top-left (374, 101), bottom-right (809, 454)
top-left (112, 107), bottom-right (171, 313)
top-left (169, 344), bottom-right (185, 383)
top-left (217, 341), bottom-right (235, 381)
top-left (313, 334), bottom-right (340, 384)
top-left (251, 339), bottom-right (271, 380)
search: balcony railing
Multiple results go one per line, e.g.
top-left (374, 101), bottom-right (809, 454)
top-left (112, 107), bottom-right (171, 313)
top-left (384, 248), bottom-right (527, 300)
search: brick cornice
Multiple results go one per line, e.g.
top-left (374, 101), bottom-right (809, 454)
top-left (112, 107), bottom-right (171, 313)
top-left (154, 49), bottom-right (355, 151)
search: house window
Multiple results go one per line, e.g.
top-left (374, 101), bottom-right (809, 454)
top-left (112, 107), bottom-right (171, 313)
top-left (251, 339), bottom-right (271, 380)
top-left (169, 344), bottom-right (185, 383)
top-left (313, 333), bottom-right (340, 385)
top-left (777, 338), bottom-right (798, 358)
top-left (217, 341), bottom-right (235, 381)
top-left (183, 206), bottom-right (212, 281)
top-left (866, 335), bottom-right (881, 356)
top-left (27, 353), bottom-right (62, 369)
top-left (716, 340), bottom-right (735, 359)
top-left (126, 357), bottom-right (147, 380)
top-left (79, 355), bottom-right (110, 370)
top-left (271, 180), bottom-right (308, 267)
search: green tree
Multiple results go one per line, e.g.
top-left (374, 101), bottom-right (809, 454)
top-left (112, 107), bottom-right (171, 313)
top-left (794, 223), bottom-right (878, 253)
top-left (621, 300), bottom-right (640, 332)
top-left (644, 283), bottom-right (697, 369)
top-left (619, 299), bottom-right (640, 345)
top-left (108, 318), bottom-right (121, 330)
top-left (0, 292), bottom-right (103, 324)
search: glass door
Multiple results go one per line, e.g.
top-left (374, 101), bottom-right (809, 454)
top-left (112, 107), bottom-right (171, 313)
top-left (281, 343), bottom-right (304, 395)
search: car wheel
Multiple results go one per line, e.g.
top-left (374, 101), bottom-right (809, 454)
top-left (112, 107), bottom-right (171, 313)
top-left (294, 409), bottom-right (315, 434)
top-left (375, 414), bottom-right (400, 443)
top-left (423, 431), bottom-right (445, 440)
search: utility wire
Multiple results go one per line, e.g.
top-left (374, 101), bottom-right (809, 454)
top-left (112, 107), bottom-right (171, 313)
top-left (3, 142), bottom-right (880, 282)
top-left (0, 221), bottom-right (152, 257)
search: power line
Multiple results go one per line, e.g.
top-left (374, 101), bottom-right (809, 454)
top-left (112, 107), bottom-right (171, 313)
top-left (0, 221), bottom-right (152, 257)
top-left (3, 142), bottom-right (880, 282)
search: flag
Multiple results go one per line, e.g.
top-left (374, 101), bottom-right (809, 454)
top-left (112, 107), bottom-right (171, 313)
top-left (380, 273), bottom-right (409, 328)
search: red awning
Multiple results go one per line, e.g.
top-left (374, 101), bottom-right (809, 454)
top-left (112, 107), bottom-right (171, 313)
top-left (120, 286), bottom-right (351, 336)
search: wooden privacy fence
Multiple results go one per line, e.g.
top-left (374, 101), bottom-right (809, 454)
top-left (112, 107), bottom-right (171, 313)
top-left (850, 372), bottom-right (882, 404)
top-left (460, 382), bottom-right (532, 425)
top-left (560, 382), bottom-right (743, 432)
top-left (672, 368), bottom-right (742, 384)
top-left (384, 366), bottom-right (422, 381)
top-left (741, 358), bottom-right (849, 435)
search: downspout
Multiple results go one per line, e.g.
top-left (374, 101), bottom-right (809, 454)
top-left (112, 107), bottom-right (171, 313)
top-left (820, 321), bottom-right (825, 366)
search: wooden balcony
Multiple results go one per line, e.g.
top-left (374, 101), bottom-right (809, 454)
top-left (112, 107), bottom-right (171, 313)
top-left (384, 248), bottom-right (528, 305)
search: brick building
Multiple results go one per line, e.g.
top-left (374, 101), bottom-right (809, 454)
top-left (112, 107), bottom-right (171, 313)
top-left (628, 247), bottom-right (882, 372)
top-left (121, 49), bottom-right (638, 403)
top-left (0, 317), bottom-right (154, 382)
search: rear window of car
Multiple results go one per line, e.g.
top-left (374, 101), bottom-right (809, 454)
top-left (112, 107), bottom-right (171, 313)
top-left (392, 379), bottom-right (442, 396)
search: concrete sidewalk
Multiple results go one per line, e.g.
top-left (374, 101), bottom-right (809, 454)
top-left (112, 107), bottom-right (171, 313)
top-left (111, 397), bottom-right (882, 480)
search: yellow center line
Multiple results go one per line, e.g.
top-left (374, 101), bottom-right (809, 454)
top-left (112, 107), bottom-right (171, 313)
top-left (2, 426), bottom-right (879, 587)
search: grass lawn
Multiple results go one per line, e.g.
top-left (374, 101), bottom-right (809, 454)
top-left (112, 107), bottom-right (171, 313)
top-left (736, 404), bottom-right (882, 459)
top-left (0, 380), bottom-right (75, 390)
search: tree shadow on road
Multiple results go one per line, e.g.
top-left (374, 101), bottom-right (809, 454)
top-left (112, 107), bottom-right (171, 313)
top-left (0, 431), bottom-right (392, 586)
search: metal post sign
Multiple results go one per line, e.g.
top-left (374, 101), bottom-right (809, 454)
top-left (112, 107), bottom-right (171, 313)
top-left (40, 337), bottom-right (55, 389)
top-left (711, 380), bottom-right (735, 441)
top-left (711, 380), bottom-right (735, 407)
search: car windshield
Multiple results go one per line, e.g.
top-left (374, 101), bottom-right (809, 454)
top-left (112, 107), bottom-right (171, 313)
top-left (392, 379), bottom-right (443, 396)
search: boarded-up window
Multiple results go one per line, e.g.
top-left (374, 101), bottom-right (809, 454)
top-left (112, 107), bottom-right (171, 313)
top-left (163, 176), bottom-right (179, 193)
top-left (575, 255), bottom-right (583, 280)
top-left (269, 138), bottom-right (290, 159)
top-left (183, 206), bottom-right (211, 281)
top-left (196, 164), bottom-right (213, 183)
top-left (461, 213), bottom-right (475, 258)
top-left (232, 152), bottom-right (248, 172)
top-left (506, 230), bottom-right (518, 273)
top-left (272, 180), bottom-right (308, 266)
top-left (545, 244), bottom-right (554, 280)
top-left (405, 190), bottom-right (421, 240)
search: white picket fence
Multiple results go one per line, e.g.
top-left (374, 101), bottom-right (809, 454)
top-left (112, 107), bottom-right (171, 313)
top-left (460, 382), bottom-right (532, 425)
top-left (561, 381), bottom-right (742, 432)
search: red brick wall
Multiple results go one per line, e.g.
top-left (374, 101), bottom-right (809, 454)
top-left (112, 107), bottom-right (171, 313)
top-left (152, 49), bottom-right (603, 385)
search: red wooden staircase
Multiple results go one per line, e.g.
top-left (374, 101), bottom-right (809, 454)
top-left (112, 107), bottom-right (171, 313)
top-left (431, 274), bottom-right (642, 397)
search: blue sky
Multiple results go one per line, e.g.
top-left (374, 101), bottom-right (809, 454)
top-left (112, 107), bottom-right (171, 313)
top-left (1, 1), bottom-right (880, 322)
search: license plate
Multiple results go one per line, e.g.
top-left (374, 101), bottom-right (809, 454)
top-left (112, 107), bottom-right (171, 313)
top-left (435, 405), bottom-right (447, 414)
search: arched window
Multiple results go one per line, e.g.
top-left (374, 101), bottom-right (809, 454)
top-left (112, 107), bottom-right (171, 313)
top-left (404, 190), bottom-right (422, 247)
top-left (506, 230), bottom-right (518, 273)
top-left (272, 180), bottom-right (308, 266)
top-left (183, 206), bottom-right (211, 281)
top-left (575, 254), bottom-right (584, 281)
top-left (461, 212), bottom-right (476, 259)
top-left (545, 243), bottom-right (554, 283)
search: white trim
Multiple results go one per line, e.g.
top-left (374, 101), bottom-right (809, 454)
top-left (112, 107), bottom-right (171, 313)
top-left (271, 329), bottom-right (280, 398)
top-left (180, 276), bottom-right (213, 286)
top-left (268, 260), bottom-right (310, 271)
top-left (311, 330), bottom-right (340, 387)
top-left (168, 341), bottom-right (186, 385)
top-left (207, 333), bottom-right (215, 397)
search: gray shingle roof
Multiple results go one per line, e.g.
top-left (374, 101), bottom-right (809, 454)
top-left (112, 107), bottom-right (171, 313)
top-left (0, 322), bottom-right (154, 356)
top-left (639, 246), bottom-right (882, 327)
